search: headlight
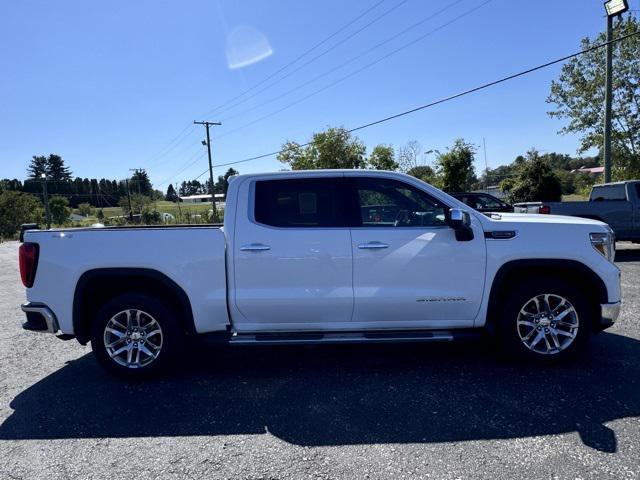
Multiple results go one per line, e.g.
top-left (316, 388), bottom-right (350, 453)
top-left (590, 231), bottom-right (615, 262)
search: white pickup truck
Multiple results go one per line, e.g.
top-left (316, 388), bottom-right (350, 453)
top-left (19, 170), bottom-right (621, 376)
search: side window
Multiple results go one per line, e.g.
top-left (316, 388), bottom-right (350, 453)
top-left (475, 195), bottom-right (504, 209)
top-left (254, 178), bottom-right (345, 228)
top-left (591, 184), bottom-right (627, 201)
top-left (355, 177), bottom-right (447, 227)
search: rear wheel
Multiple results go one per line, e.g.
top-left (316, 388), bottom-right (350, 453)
top-left (91, 293), bottom-right (183, 377)
top-left (498, 277), bottom-right (593, 363)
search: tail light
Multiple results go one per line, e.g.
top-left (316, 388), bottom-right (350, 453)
top-left (538, 205), bottom-right (551, 214)
top-left (19, 243), bottom-right (39, 288)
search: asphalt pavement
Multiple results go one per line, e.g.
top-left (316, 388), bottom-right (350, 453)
top-left (0, 240), bottom-right (639, 479)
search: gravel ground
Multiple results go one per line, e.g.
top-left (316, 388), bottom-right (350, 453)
top-left (0, 240), bottom-right (639, 480)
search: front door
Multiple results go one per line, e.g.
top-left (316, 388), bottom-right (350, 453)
top-left (348, 175), bottom-right (486, 328)
top-left (232, 176), bottom-right (353, 331)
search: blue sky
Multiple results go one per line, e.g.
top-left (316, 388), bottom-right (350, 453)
top-left (2, 0), bottom-right (638, 189)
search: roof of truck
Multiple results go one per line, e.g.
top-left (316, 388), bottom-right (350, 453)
top-left (593, 180), bottom-right (639, 186)
top-left (233, 169), bottom-right (416, 180)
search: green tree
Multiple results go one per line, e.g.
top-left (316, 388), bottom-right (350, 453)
top-left (49, 196), bottom-right (71, 225)
top-left (26, 154), bottom-right (72, 181)
top-left (368, 145), bottom-right (398, 171)
top-left (407, 165), bottom-right (438, 186)
top-left (119, 193), bottom-right (152, 215)
top-left (77, 202), bottom-right (94, 217)
top-left (507, 149), bottom-right (562, 203)
top-left (27, 156), bottom-right (48, 179)
top-left (435, 139), bottom-right (477, 192)
top-left (214, 168), bottom-right (239, 195)
top-left (46, 154), bottom-right (72, 181)
top-left (499, 177), bottom-right (516, 195)
top-left (277, 127), bottom-right (367, 170)
top-left (96, 208), bottom-right (105, 221)
top-left (547, 15), bottom-right (640, 178)
top-left (0, 191), bottom-right (43, 238)
top-left (554, 169), bottom-right (576, 195)
top-left (130, 169), bottom-right (153, 196)
top-left (165, 184), bottom-right (179, 202)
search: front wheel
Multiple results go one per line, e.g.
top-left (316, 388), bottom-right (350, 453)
top-left (498, 278), bottom-right (593, 363)
top-left (91, 293), bottom-right (183, 377)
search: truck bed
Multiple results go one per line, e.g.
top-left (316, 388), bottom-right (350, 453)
top-left (23, 225), bottom-right (230, 335)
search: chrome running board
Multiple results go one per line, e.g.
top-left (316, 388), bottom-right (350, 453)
top-left (229, 330), bottom-right (461, 346)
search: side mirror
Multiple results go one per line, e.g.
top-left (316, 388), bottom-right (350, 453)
top-left (449, 208), bottom-right (474, 241)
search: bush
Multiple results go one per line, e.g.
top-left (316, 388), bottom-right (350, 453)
top-left (141, 209), bottom-right (161, 225)
top-left (0, 191), bottom-right (43, 238)
top-left (49, 196), bottom-right (72, 225)
top-left (77, 202), bottom-right (94, 217)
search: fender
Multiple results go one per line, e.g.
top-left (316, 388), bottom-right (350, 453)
top-left (485, 259), bottom-right (608, 334)
top-left (73, 268), bottom-right (196, 344)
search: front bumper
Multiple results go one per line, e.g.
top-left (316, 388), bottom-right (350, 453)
top-left (599, 301), bottom-right (621, 330)
top-left (21, 302), bottom-right (59, 334)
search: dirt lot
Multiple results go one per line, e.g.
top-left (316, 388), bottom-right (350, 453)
top-left (0, 240), bottom-right (639, 479)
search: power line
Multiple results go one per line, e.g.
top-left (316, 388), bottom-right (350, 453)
top-left (219, 0), bottom-right (466, 122)
top-left (214, 0), bottom-right (492, 140)
top-left (199, 0), bottom-right (388, 119)
top-left (143, 122), bottom-right (195, 165)
top-left (186, 30), bottom-right (640, 179)
top-left (211, 0), bottom-right (415, 119)
top-left (147, 1), bottom-right (395, 179)
top-left (156, 150), bottom-right (207, 187)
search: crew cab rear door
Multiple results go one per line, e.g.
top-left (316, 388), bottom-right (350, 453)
top-left (346, 174), bottom-right (486, 328)
top-left (231, 175), bottom-right (354, 331)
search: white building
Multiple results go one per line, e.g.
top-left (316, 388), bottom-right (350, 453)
top-left (179, 193), bottom-right (225, 204)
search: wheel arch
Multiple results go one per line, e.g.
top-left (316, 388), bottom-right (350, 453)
top-left (73, 268), bottom-right (196, 345)
top-left (485, 259), bottom-right (607, 335)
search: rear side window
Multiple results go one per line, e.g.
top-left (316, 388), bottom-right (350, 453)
top-left (474, 194), bottom-right (506, 209)
top-left (591, 184), bottom-right (627, 201)
top-left (254, 178), bottom-right (346, 228)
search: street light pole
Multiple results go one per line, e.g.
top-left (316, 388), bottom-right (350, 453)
top-left (125, 178), bottom-right (133, 222)
top-left (40, 174), bottom-right (51, 229)
top-left (194, 120), bottom-right (222, 223)
top-left (603, 0), bottom-right (629, 183)
top-left (603, 13), bottom-right (614, 183)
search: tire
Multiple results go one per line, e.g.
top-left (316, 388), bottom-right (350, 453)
top-left (497, 277), bottom-right (593, 363)
top-left (90, 293), bottom-right (184, 378)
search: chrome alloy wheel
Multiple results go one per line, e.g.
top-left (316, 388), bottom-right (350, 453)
top-left (516, 294), bottom-right (579, 355)
top-left (103, 309), bottom-right (163, 368)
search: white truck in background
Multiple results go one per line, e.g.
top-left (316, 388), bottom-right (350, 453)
top-left (19, 170), bottom-right (621, 377)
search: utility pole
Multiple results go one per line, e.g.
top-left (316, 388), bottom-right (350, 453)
top-left (603, 0), bottom-right (629, 183)
top-left (125, 179), bottom-right (133, 222)
top-left (40, 174), bottom-right (51, 229)
top-left (129, 168), bottom-right (145, 194)
top-left (194, 120), bottom-right (222, 223)
top-left (482, 137), bottom-right (489, 191)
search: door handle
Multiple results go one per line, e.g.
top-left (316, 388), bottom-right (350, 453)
top-left (358, 241), bottom-right (389, 250)
top-left (240, 243), bottom-right (271, 252)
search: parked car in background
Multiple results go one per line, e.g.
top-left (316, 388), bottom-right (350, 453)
top-left (514, 181), bottom-right (640, 242)
top-left (19, 170), bottom-right (621, 377)
top-left (450, 192), bottom-right (514, 214)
